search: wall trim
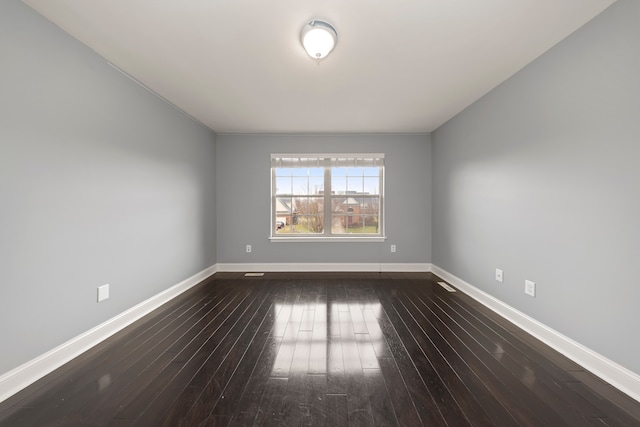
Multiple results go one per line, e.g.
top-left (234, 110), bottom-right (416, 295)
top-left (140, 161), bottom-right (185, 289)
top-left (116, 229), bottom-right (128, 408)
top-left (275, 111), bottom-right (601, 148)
top-left (431, 264), bottom-right (640, 403)
top-left (0, 264), bottom-right (218, 404)
top-left (216, 262), bottom-right (432, 272)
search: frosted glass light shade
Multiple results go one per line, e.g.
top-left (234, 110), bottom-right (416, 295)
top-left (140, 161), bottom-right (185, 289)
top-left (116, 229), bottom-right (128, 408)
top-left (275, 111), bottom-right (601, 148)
top-left (301, 20), bottom-right (337, 59)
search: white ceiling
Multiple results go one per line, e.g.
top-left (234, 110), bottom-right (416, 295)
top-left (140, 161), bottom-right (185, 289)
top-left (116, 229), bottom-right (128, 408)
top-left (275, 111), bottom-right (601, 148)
top-left (22, 0), bottom-right (615, 134)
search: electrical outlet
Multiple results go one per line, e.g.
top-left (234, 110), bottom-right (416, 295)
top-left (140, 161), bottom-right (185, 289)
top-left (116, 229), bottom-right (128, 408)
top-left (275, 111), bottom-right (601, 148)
top-left (97, 284), bottom-right (110, 302)
top-left (390, 245), bottom-right (396, 253)
top-left (246, 245), bottom-right (252, 253)
top-left (495, 269), bottom-right (503, 283)
top-left (525, 280), bottom-right (536, 297)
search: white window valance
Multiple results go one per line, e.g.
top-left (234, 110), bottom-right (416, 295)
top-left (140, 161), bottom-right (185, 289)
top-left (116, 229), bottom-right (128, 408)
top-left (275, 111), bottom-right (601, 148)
top-left (271, 154), bottom-right (384, 169)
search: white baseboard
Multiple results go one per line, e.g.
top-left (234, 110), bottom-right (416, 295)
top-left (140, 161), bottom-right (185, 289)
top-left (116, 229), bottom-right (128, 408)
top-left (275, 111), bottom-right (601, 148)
top-left (216, 262), bottom-right (432, 272)
top-left (0, 264), bottom-right (217, 404)
top-left (431, 264), bottom-right (640, 403)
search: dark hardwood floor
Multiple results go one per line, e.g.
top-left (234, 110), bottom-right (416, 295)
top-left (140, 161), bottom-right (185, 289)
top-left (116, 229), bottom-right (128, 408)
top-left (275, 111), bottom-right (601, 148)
top-left (1, 272), bottom-right (639, 426)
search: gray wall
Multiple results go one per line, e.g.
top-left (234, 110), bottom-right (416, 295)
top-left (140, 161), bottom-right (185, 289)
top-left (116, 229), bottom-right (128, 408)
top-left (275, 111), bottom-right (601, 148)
top-left (432, 0), bottom-right (639, 375)
top-left (0, 0), bottom-right (217, 376)
top-left (216, 134), bottom-right (431, 265)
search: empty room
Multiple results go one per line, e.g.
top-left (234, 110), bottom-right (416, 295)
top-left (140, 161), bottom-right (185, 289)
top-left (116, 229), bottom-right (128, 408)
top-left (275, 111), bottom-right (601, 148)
top-left (1, 0), bottom-right (639, 425)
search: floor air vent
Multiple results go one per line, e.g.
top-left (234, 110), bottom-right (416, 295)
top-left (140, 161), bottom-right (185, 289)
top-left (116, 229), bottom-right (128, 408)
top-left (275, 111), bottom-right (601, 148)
top-left (244, 272), bottom-right (265, 277)
top-left (438, 281), bottom-right (456, 292)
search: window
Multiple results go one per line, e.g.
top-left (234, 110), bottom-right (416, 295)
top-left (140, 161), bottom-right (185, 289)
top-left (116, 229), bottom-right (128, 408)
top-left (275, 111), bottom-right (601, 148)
top-left (271, 154), bottom-right (385, 241)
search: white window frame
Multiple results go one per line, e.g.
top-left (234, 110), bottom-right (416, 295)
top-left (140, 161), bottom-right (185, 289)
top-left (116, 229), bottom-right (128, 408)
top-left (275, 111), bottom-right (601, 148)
top-left (270, 153), bottom-right (385, 242)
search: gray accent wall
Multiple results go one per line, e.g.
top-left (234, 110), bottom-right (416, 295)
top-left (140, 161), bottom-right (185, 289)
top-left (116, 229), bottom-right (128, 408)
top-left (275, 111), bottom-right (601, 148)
top-left (0, 1), bottom-right (217, 376)
top-left (432, 0), bottom-right (639, 375)
top-left (216, 134), bottom-right (431, 264)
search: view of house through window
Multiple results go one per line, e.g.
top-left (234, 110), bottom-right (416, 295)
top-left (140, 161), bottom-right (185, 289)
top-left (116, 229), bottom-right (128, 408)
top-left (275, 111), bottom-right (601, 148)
top-left (271, 154), bottom-right (384, 239)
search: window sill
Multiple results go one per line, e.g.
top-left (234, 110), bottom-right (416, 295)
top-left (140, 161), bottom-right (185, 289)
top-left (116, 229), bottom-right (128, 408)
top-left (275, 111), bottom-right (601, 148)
top-left (269, 236), bottom-right (386, 243)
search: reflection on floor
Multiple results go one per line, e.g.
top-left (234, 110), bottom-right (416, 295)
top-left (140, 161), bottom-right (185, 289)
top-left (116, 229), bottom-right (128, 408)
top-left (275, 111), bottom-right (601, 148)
top-left (271, 301), bottom-right (384, 377)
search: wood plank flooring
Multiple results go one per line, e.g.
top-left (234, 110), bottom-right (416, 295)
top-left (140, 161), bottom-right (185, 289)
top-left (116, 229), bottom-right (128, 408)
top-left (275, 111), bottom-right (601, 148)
top-left (1, 272), bottom-right (639, 426)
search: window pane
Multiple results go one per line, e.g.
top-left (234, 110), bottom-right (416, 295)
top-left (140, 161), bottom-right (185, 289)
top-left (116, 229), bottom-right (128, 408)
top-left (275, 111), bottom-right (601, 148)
top-left (310, 197), bottom-right (324, 213)
top-left (309, 176), bottom-right (324, 195)
top-left (293, 197), bottom-right (308, 213)
top-left (347, 167), bottom-right (363, 176)
top-left (331, 196), bottom-right (347, 213)
top-left (331, 214), bottom-right (379, 234)
top-left (292, 177), bottom-right (309, 195)
top-left (278, 215), bottom-right (320, 234)
top-left (275, 168), bottom-right (293, 177)
top-left (275, 177), bottom-right (291, 195)
top-left (276, 222), bottom-right (294, 234)
top-left (331, 215), bottom-right (347, 234)
top-left (332, 214), bottom-right (365, 233)
top-left (331, 176), bottom-right (346, 194)
top-left (363, 177), bottom-right (379, 195)
top-left (362, 197), bottom-right (380, 215)
top-left (345, 197), bottom-right (363, 213)
top-left (275, 197), bottom-right (292, 215)
top-left (347, 177), bottom-right (363, 193)
top-left (292, 167), bottom-right (308, 176)
top-left (332, 167), bottom-right (347, 176)
top-left (346, 218), bottom-right (365, 233)
top-left (308, 167), bottom-right (324, 177)
top-left (295, 221), bottom-right (309, 233)
top-left (365, 215), bottom-right (379, 232)
top-left (301, 215), bottom-right (324, 234)
top-left (362, 167), bottom-right (379, 177)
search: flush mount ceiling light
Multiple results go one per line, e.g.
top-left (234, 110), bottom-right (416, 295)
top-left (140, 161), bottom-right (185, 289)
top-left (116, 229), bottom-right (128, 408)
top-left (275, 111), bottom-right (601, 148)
top-left (300, 20), bottom-right (337, 59)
